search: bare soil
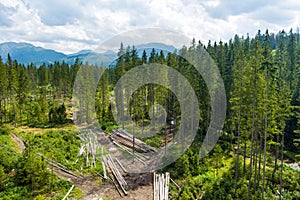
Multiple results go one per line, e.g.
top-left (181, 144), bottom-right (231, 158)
top-left (53, 166), bottom-right (153, 200)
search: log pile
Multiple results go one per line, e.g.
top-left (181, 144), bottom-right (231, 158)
top-left (162, 127), bottom-right (175, 143)
top-left (112, 139), bottom-right (148, 165)
top-left (110, 129), bottom-right (157, 153)
top-left (102, 153), bottom-right (128, 196)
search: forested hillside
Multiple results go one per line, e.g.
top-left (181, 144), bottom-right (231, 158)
top-left (0, 29), bottom-right (299, 199)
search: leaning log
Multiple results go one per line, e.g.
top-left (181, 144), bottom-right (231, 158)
top-left (62, 185), bottom-right (75, 200)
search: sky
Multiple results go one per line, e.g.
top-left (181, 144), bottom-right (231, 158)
top-left (0, 0), bottom-right (299, 54)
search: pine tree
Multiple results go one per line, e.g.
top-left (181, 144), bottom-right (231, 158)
top-left (0, 57), bottom-right (8, 123)
top-left (287, 29), bottom-right (297, 95)
top-left (96, 66), bottom-right (110, 122)
top-left (230, 35), bottom-right (246, 196)
top-left (6, 56), bottom-right (18, 126)
top-left (61, 61), bottom-right (70, 98)
top-left (142, 50), bottom-right (147, 64)
top-left (261, 30), bottom-right (273, 199)
top-left (247, 37), bottom-right (264, 199)
top-left (15, 146), bottom-right (51, 191)
top-left (16, 65), bottom-right (29, 124)
top-left (37, 63), bottom-right (48, 86)
top-left (38, 87), bottom-right (48, 122)
top-left (27, 63), bottom-right (38, 90)
top-left (115, 43), bottom-right (126, 129)
top-left (52, 62), bottom-right (62, 98)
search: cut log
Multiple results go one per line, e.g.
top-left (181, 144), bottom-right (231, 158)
top-left (111, 129), bottom-right (157, 153)
top-left (165, 172), bottom-right (170, 200)
top-left (38, 153), bottom-right (79, 178)
top-left (62, 185), bottom-right (74, 200)
top-left (103, 156), bottom-right (124, 197)
top-left (112, 140), bottom-right (147, 165)
top-left (115, 158), bottom-right (127, 173)
top-left (153, 172), bottom-right (156, 200)
top-left (103, 154), bottom-right (128, 196)
top-left (154, 172), bottom-right (170, 200)
top-left (170, 177), bottom-right (180, 190)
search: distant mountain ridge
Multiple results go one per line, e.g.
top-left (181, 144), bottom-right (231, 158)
top-left (0, 42), bottom-right (177, 66)
top-left (0, 42), bottom-right (66, 66)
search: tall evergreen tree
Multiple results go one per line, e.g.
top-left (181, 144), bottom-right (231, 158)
top-left (17, 65), bottom-right (29, 124)
top-left (0, 57), bottom-right (8, 123)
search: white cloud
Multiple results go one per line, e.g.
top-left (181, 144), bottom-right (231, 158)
top-left (0, 0), bottom-right (20, 7)
top-left (0, 0), bottom-right (299, 53)
top-left (28, 0), bottom-right (84, 26)
top-left (0, 3), bottom-right (15, 26)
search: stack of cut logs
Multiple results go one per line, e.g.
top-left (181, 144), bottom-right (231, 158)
top-left (110, 129), bottom-right (157, 153)
top-left (102, 153), bottom-right (128, 196)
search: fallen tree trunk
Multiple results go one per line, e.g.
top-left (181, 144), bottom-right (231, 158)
top-left (62, 185), bottom-right (74, 200)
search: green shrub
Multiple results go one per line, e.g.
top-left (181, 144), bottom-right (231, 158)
top-left (0, 126), bottom-right (10, 135)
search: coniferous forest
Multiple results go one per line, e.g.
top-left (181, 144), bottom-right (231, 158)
top-left (0, 29), bottom-right (300, 199)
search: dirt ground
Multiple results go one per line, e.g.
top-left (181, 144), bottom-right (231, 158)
top-left (84, 173), bottom-right (153, 200)
top-left (53, 167), bottom-right (154, 200)
top-left (82, 184), bottom-right (153, 200)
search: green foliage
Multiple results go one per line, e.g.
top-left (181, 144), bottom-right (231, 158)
top-left (0, 129), bottom-right (79, 199)
top-left (15, 148), bottom-right (51, 191)
top-left (0, 134), bottom-right (20, 172)
top-left (48, 103), bottom-right (67, 124)
top-left (0, 165), bottom-right (8, 191)
top-left (27, 100), bottom-right (43, 124)
top-left (144, 135), bottom-right (163, 148)
top-left (175, 153), bottom-right (191, 178)
top-left (0, 125), bottom-right (10, 135)
top-left (100, 121), bottom-right (119, 133)
top-left (23, 130), bottom-right (81, 170)
top-left (0, 184), bottom-right (31, 200)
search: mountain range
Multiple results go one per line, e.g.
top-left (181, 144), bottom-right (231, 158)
top-left (0, 42), bottom-right (176, 66)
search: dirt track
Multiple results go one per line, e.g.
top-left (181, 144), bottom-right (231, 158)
top-left (82, 184), bottom-right (153, 200)
top-left (52, 166), bottom-right (154, 200)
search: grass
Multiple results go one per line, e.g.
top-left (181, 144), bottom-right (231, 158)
top-left (9, 123), bottom-right (78, 135)
top-left (3, 127), bottom-right (88, 199)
